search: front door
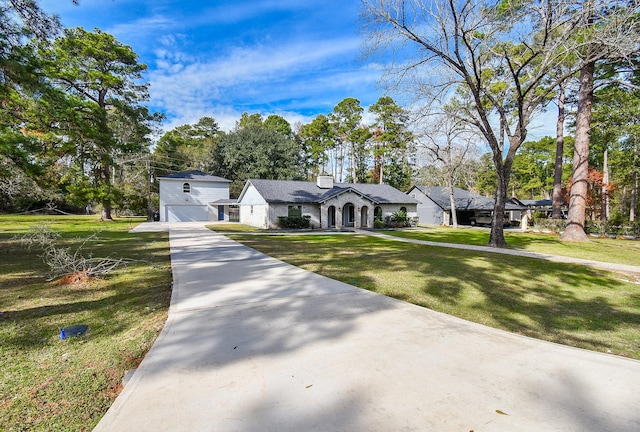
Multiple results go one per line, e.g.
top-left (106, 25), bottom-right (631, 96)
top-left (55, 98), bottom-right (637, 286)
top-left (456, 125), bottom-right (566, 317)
top-left (343, 204), bottom-right (355, 227)
top-left (328, 206), bottom-right (336, 227)
top-left (361, 206), bottom-right (369, 228)
top-left (218, 205), bottom-right (225, 221)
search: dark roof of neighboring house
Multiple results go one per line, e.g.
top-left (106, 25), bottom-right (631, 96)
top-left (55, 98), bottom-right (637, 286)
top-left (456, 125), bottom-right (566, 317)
top-left (242, 179), bottom-right (419, 205)
top-left (410, 186), bottom-right (526, 211)
top-left (520, 199), bottom-right (553, 207)
top-left (158, 170), bottom-right (231, 183)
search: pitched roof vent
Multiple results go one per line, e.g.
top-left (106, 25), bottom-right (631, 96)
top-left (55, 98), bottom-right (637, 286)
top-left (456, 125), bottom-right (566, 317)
top-left (317, 175), bottom-right (334, 189)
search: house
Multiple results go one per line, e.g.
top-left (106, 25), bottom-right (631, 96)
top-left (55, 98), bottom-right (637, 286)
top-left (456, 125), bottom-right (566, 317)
top-left (407, 185), bottom-right (526, 226)
top-left (158, 170), bottom-right (233, 222)
top-left (237, 176), bottom-right (419, 229)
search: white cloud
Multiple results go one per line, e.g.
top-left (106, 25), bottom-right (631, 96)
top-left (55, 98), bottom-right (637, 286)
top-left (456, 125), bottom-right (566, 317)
top-left (147, 35), bottom-right (381, 131)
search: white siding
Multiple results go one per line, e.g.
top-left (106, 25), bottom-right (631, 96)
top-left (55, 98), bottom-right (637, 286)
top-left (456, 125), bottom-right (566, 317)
top-left (240, 204), bottom-right (269, 228)
top-left (159, 179), bottom-right (229, 222)
top-left (238, 184), bottom-right (270, 228)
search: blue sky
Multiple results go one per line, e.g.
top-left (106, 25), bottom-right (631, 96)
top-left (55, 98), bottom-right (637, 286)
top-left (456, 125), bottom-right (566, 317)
top-left (39, 0), bottom-right (384, 132)
top-left (39, 0), bottom-right (556, 139)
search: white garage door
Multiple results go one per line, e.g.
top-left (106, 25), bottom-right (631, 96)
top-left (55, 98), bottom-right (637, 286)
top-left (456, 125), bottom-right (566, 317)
top-left (166, 205), bottom-right (208, 222)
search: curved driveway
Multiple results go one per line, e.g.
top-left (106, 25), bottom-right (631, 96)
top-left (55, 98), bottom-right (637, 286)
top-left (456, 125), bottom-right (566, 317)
top-left (94, 223), bottom-right (640, 431)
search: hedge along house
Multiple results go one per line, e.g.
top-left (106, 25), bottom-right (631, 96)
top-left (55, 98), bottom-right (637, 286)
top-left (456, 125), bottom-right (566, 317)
top-left (238, 176), bottom-right (419, 229)
top-left (407, 185), bottom-right (527, 226)
top-left (158, 170), bottom-right (233, 222)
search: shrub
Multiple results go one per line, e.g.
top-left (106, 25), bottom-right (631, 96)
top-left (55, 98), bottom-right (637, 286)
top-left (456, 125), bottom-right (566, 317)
top-left (389, 210), bottom-right (409, 228)
top-left (374, 218), bottom-right (385, 229)
top-left (277, 215), bottom-right (311, 229)
top-left (534, 218), bottom-right (566, 232)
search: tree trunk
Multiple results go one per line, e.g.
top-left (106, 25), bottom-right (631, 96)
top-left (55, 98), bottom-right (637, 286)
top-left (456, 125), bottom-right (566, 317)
top-left (601, 147), bottom-right (609, 220)
top-left (631, 139), bottom-right (638, 222)
top-left (631, 170), bottom-right (638, 222)
top-left (351, 142), bottom-right (357, 183)
top-left (488, 166), bottom-right (508, 247)
top-left (561, 61), bottom-right (594, 241)
top-left (552, 82), bottom-right (566, 219)
top-left (448, 181), bottom-right (458, 229)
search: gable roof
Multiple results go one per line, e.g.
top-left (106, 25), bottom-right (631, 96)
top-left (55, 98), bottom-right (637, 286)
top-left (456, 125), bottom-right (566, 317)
top-left (410, 185), bottom-right (526, 211)
top-left (158, 170), bottom-right (231, 183)
top-left (241, 179), bottom-right (419, 205)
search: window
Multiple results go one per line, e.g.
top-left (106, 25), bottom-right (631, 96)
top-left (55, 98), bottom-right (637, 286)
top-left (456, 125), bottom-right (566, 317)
top-left (250, 205), bottom-right (254, 215)
top-left (182, 182), bottom-right (191, 193)
top-left (400, 206), bottom-right (407, 213)
top-left (288, 205), bottom-right (302, 218)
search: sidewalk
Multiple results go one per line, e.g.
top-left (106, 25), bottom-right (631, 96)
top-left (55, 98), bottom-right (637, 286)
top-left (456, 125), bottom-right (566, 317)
top-left (94, 223), bottom-right (640, 431)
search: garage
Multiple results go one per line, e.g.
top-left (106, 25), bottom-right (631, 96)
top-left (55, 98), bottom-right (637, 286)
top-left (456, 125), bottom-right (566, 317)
top-left (165, 205), bottom-right (208, 222)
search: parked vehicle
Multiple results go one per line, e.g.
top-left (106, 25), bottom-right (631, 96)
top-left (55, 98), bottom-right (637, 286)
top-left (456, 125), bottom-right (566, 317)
top-left (470, 211), bottom-right (492, 226)
top-left (470, 211), bottom-right (511, 227)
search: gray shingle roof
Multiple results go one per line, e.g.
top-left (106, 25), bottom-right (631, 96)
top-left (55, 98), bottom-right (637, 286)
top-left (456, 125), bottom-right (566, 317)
top-left (245, 179), bottom-right (419, 204)
top-left (412, 186), bottom-right (526, 211)
top-left (158, 170), bottom-right (231, 183)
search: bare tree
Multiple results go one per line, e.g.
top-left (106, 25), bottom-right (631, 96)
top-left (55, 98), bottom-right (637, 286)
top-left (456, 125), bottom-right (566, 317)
top-left (418, 112), bottom-right (479, 228)
top-left (361, 0), bottom-right (640, 246)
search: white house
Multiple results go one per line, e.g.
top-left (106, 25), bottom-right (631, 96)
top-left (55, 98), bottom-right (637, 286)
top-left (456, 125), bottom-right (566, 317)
top-left (238, 176), bottom-right (419, 229)
top-left (158, 170), bottom-right (233, 222)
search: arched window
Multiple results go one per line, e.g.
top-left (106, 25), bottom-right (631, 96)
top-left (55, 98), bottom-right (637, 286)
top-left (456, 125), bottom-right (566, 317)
top-left (183, 182), bottom-right (191, 193)
top-left (400, 206), bottom-right (407, 213)
top-left (374, 206), bottom-right (382, 220)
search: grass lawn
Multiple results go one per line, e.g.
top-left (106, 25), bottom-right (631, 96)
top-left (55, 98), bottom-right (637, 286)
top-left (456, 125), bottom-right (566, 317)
top-left (0, 215), bottom-right (172, 431)
top-left (229, 233), bottom-right (640, 360)
top-left (206, 223), bottom-right (262, 233)
top-left (387, 226), bottom-right (640, 267)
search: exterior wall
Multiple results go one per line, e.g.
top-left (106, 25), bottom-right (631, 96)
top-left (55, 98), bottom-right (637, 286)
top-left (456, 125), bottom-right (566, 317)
top-left (238, 183), bottom-right (417, 229)
top-left (266, 203), bottom-right (321, 229)
top-left (320, 193), bottom-right (374, 229)
top-left (238, 184), bottom-right (269, 228)
top-left (408, 187), bottom-right (444, 225)
top-left (240, 204), bottom-right (269, 228)
top-left (159, 179), bottom-right (229, 222)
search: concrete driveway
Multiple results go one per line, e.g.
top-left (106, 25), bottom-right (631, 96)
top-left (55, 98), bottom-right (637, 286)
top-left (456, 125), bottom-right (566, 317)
top-left (94, 223), bottom-right (640, 431)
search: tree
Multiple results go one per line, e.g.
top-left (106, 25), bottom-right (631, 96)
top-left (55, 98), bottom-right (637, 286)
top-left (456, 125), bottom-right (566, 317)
top-left (362, 0), bottom-right (640, 247)
top-left (590, 63), bottom-right (640, 222)
top-left (235, 112), bottom-right (264, 130)
top-left (298, 114), bottom-right (334, 177)
top-left (39, 27), bottom-right (157, 220)
top-left (369, 96), bottom-right (414, 186)
top-left (0, 0), bottom-right (63, 211)
top-left (207, 123), bottom-right (305, 196)
top-left (329, 97), bottom-right (364, 182)
top-left (264, 114), bottom-right (292, 137)
top-left (561, 2), bottom-right (640, 241)
top-left (419, 112), bottom-right (479, 228)
top-left (154, 116), bottom-right (222, 175)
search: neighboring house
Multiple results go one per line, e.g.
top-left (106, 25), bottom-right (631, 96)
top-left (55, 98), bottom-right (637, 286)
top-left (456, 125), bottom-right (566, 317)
top-left (238, 176), bottom-right (419, 229)
top-left (158, 170), bottom-right (233, 222)
top-left (407, 185), bottom-right (526, 226)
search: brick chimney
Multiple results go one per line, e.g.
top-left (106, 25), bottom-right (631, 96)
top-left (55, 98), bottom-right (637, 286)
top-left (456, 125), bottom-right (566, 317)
top-left (317, 175), bottom-right (334, 189)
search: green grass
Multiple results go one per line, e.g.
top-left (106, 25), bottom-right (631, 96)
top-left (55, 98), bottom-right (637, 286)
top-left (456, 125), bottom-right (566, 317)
top-left (387, 226), bottom-right (640, 267)
top-left (229, 233), bottom-right (640, 360)
top-left (0, 215), bottom-right (172, 431)
top-left (206, 223), bottom-right (262, 233)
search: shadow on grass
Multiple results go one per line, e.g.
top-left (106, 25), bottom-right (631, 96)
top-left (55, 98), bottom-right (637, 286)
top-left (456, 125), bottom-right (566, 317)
top-left (233, 234), bottom-right (640, 358)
